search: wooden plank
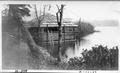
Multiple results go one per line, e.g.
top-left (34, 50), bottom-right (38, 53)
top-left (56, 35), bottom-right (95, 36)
top-left (43, 39), bottom-right (76, 42)
top-left (62, 31), bottom-right (78, 33)
top-left (42, 41), bottom-right (76, 44)
top-left (38, 31), bottom-right (78, 33)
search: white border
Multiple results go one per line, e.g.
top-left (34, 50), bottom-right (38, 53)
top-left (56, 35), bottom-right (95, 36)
top-left (0, 1), bottom-right (119, 73)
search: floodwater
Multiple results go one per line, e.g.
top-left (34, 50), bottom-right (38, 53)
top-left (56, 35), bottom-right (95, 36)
top-left (65, 26), bottom-right (120, 59)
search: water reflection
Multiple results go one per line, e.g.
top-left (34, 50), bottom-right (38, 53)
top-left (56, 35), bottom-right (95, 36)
top-left (65, 27), bottom-right (120, 60)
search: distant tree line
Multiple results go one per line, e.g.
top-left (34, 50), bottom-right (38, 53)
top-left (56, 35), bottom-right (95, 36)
top-left (75, 20), bottom-right (95, 40)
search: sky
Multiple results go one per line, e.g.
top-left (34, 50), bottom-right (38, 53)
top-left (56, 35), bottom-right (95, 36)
top-left (1, 1), bottom-right (120, 23)
top-left (27, 1), bottom-right (120, 23)
top-left (63, 2), bottom-right (120, 21)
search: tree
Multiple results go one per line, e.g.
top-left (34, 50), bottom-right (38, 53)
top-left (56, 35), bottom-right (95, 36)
top-left (34, 4), bottom-right (51, 39)
top-left (7, 4), bottom-right (44, 59)
top-left (2, 4), bottom-right (57, 69)
top-left (56, 4), bottom-right (65, 61)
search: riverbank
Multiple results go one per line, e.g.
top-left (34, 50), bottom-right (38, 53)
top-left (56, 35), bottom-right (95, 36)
top-left (2, 31), bottom-right (118, 70)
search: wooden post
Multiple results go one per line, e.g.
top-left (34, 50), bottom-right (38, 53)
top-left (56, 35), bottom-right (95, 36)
top-left (46, 24), bottom-right (48, 49)
top-left (73, 27), bottom-right (75, 40)
top-left (64, 24), bottom-right (65, 48)
top-left (69, 25), bottom-right (70, 40)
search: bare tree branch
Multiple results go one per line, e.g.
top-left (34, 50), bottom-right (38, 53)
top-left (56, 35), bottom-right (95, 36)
top-left (39, 7), bottom-right (42, 19)
top-left (40, 5), bottom-right (46, 22)
top-left (34, 5), bottom-right (40, 27)
top-left (34, 4), bottom-right (47, 27)
top-left (60, 5), bottom-right (64, 23)
top-left (56, 12), bottom-right (59, 23)
top-left (56, 5), bottom-right (60, 11)
top-left (56, 4), bottom-right (65, 61)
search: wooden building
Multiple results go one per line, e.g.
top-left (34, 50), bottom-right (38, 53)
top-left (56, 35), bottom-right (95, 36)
top-left (28, 22), bottom-right (78, 44)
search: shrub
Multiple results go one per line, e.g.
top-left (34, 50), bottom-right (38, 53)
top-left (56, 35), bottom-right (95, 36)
top-left (68, 45), bottom-right (118, 70)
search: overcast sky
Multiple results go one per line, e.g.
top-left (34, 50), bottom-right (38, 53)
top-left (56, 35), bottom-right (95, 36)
top-left (63, 1), bottom-right (120, 21)
top-left (1, 1), bottom-right (120, 23)
top-left (26, 1), bottom-right (120, 22)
